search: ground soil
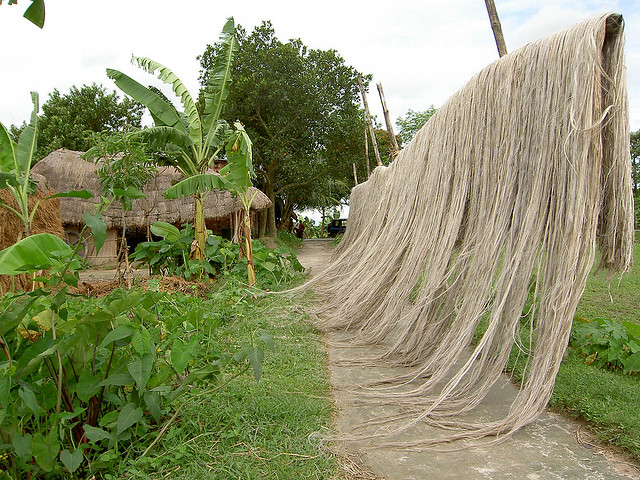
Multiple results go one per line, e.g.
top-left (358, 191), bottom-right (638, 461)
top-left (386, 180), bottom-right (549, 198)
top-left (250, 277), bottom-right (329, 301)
top-left (296, 238), bottom-right (640, 480)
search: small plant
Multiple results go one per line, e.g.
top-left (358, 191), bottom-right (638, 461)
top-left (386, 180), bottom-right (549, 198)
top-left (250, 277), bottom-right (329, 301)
top-left (571, 317), bottom-right (640, 375)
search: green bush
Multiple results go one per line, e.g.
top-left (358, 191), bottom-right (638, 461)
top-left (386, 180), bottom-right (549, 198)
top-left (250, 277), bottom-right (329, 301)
top-left (131, 224), bottom-right (304, 288)
top-left (571, 317), bottom-right (640, 374)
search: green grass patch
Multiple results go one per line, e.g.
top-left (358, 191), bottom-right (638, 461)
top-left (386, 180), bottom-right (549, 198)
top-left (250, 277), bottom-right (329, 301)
top-left (575, 243), bottom-right (640, 325)
top-left (120, 286), bottom-right (339, 479)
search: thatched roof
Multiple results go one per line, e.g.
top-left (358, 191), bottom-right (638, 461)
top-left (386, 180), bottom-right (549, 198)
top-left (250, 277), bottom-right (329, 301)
top-left (31, 149), bottom-right (271, 229)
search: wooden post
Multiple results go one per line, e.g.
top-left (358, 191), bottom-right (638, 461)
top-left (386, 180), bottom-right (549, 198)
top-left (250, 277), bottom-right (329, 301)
top-left (377, 82), bottom-right (400, 159)
top-left (364, 116), bottom-right (370, 178)
top-left (352, 162), bottom-right (358, 185)
top-left (358, 75), bottom-right (383, 167)
top-left (484, 0), bottom-right (507, 57)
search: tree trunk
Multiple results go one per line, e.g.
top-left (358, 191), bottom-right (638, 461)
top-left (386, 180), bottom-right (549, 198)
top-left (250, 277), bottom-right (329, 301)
top-left (243, 210), bottom-right (256, 286)
top-left (193, 193), bottom-right (205, 260)
top-left (258, 209), bottom-right (267, 238)
top-left (484, 0), bottom-right (508, 57)
top-left (265, 174), bottom-right (277, 236)
top-left (321, 206), bottom-right (326, 237)
top-left (377, 82), bottom-right (400, 159)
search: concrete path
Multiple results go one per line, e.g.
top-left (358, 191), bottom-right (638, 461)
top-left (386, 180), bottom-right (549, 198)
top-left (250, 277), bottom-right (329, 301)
top-left (297, 239), bottom-right (639, 480)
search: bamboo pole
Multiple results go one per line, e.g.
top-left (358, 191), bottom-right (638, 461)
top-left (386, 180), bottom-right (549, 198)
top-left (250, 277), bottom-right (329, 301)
top-left (484, 0), bottom-right (508, 57)
top-left (358, 75), bottom-right (383, 167)
top-left (364, 115), bottom-right (371, 178)
top-left (377, 82), bottom-right (400, 159)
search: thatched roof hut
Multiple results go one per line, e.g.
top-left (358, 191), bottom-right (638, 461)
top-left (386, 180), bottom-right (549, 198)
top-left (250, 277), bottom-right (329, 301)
top-left (32, 149), bottom-right (271, 230)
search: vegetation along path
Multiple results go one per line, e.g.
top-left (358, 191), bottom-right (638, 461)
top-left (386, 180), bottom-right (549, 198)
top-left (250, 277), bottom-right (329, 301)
top-left (296, 239), bottom-right (638, 480)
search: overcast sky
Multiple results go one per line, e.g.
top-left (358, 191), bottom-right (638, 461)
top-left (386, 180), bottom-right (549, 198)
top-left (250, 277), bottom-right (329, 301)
top-left (1, 0), bottom-right (638, 134)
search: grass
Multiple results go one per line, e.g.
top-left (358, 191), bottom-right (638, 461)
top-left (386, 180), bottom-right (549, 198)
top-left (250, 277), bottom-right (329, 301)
top-left (575, 242), bottom-right (640, 325)
top-left (117, 282), bottom-right (340, 479)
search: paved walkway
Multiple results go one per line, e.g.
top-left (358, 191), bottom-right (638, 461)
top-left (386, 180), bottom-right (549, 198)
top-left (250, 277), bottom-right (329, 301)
top-left (297, 239), bottom-right (638, 480)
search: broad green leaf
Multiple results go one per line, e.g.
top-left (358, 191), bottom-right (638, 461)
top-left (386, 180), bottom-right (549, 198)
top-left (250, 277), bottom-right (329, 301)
top-left (99, 324), bottom-right (135, 349)
top-left (12, 433), bottom-right (32, 461)
top-left (623, 352), bottom-right (640, 373)
top-left (143, 391), bottom-right (162, 422)
top-left (75, 370), bottom-right (102, 403)
top-left (150, 221), bottom-right (181, 242)
top-left (106, 68), bottom-right (186, 133)
top-left (170, 338), bottom-right (198, 373)
top-left (203, 18), bottom-right (237, 144)
top-left (83, 424), bottom-right (111, 443)
top-left (0, 233), bottom-right (72, 275)
top-left (131, 327), bottom-right (151, 355)
top-left (47, 189), bottom-right (94, 199)
top-left (99, 409), bottom-right (120, 428)
top-left (0, 122), bottom-right (17, 173)
top-left (60, 448), bottom-right (84, 473)
top-left (116, 403), bottom-right (143, 436)
top-left (128, 353), bottom-right (153, 390)
top-left (19, 387), bottom-right (41, 416)
top-left (164, 173), bottom-right (227, 199)
top-left (32, 431), bottom-right (59, 472)
top-left (83, 211), bottom-right (107, 254)
top-left (16, 92), bottom-right (39, 174)
top-left (23, 0), bottom-right (45, 28)
top-left (247, 348), bottom-right (264, 381)
top-left (113, 186), bottom-right (146, 200)
top-left (132, 56), bottom-right (201, 145)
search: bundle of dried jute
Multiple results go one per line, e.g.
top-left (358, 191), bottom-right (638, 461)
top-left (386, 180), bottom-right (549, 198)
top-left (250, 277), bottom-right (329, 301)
top-left (301, 13), bottom-right (634, 448)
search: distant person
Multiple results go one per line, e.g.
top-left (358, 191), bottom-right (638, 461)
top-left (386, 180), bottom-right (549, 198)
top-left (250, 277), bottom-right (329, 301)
top-left (296, 221), bottom-right (305, 239)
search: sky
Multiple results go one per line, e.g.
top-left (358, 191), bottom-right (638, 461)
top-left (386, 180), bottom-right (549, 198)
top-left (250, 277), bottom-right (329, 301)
top-left (1, 1), bottom-right (639, 134)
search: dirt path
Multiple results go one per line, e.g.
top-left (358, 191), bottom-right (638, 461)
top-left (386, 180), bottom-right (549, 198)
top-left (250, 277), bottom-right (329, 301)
top-left (297, 239), bottom-right (639, 480)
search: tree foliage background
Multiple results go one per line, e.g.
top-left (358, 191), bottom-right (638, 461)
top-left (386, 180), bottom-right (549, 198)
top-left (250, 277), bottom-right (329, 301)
top-left (199, 21), bottom-right (367, 234)
top-left (10, 83), bottom-right (143, 161)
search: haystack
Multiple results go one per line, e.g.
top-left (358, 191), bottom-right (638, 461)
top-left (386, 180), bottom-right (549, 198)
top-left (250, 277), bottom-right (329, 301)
top-left (0, 174), bottom-right (65, 293)
top-left (303, 13), bottom-right (634, 448)
top-left (31, 149), bottom-right (271, 264)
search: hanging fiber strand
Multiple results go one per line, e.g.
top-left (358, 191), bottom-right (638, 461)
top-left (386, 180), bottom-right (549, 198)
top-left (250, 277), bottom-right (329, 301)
top-left (300, 13), bottom-right (633, 448)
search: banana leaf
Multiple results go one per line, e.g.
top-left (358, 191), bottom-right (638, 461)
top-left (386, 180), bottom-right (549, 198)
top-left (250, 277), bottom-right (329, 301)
top-left (0, 233), bottom-right (73, 275)
top-left (163, 174), bottom-right (228, 200)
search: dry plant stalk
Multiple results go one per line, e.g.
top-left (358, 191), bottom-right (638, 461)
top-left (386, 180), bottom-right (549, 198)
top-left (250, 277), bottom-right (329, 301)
top-left (301, 13), bottom-right (634, 448)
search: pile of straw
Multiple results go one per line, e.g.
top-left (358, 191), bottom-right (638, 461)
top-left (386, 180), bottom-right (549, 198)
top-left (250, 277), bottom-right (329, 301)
top-left (306, 13), bottom-right (634, 447)
top-left (0, 176), bottom-right (65, 293)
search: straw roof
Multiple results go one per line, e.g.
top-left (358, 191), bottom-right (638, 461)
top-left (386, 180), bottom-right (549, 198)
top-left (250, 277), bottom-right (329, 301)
top-left (31, 149), bottom-right (271, 229)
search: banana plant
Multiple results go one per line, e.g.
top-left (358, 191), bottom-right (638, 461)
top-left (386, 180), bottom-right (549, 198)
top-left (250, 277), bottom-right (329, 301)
top-left (106, 17), bottom-right (238, 260)
top-left (164, 122), bottom-right (258, 285)
top-left (0, 92), bottom-right (41, 239)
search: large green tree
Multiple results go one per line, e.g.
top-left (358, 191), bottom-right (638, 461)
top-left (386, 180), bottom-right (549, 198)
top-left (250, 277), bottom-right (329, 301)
top-left (199, 21), bottom-right (366, 235)
top-left (10, 83), bottom-right (144, 160)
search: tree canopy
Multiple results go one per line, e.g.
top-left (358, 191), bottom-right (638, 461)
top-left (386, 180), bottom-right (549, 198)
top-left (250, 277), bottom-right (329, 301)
top-left (11, 83), bottom-right (144, 161)
top-left (198, 21), bottom-right (367, 234)
top-left (396, 106), bottom-right (437, 146)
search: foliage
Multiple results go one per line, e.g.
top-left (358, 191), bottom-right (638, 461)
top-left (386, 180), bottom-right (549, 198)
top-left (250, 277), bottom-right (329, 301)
top-left (0, 283), bottom-right (271, 477)
top-left (571, 318), bottom-right (640, 374)
top-left (198, 21), bottom-right (366, 234)
top-left (0, 92), bottom-right (41, 239)
top-left (0, 0), bottom-right (45, 28)
top-left (108, 18), bottom-right (241, 261)
top-left (395, 106), bottom-right (437, 146)
top-left (132, 223), bottom-right (304, 288)
top-left (9, 84), bottom-right (144, 161)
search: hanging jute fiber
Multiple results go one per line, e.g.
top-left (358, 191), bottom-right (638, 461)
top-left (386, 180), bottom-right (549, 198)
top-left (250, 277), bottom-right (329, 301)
top-left (301, 13), bottom-right (634, 448)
